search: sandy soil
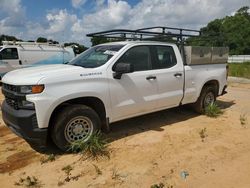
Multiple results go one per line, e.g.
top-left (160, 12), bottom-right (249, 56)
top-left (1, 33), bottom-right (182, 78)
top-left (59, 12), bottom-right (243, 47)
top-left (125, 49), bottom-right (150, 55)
top-left (0, 83), bottom-right (250, 188)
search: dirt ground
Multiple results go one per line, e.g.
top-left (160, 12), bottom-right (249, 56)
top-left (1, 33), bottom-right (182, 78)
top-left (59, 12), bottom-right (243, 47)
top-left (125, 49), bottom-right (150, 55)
top-left (0, 82), bottom-right (250, 188)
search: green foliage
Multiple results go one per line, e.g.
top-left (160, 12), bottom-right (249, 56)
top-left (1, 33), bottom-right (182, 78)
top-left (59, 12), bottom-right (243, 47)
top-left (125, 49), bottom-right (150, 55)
top-left (0, 34), bottom-right (22, 45)
top-left (36, 37), bottom-right (58, 44)
top-left (240, 114), bottom-right (247, 126)
top-left (69, 131), bottom-right (110, 159)
top-left (199, 128), bottom-right (208, 142)
top-left (15, 176), bottom-right (41, 187)
top-left (146, 33), bottom-right (175, 43)
top-left (205, 103), bottom-right (223, 118)
top-left (64, 42), bottom-right (88, 54)
top-left (90, 36), bottom-right (123, 46)
top-left (36, 37), bottom-right (48, 43)
top-left (228, 62), bottom-right (250, 79)
top-left (40, 154), bottom-right (56, 164)
top-left (151, 183), bottom-right (165, 188)
top-left (187, 6), bottom-right (250, 55)
top-left (62, 165), bottom-right (73, 176)
top-left (93, 164), bottom-right (102, 175)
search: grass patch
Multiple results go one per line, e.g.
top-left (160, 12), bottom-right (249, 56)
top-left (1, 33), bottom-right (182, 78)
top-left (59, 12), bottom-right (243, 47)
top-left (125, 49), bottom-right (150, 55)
top-left (228, 62), bottom-right (250, 79)
top-left (205, 103), bottom-right (223, 118)
top-left (40, 154), bottom-right (56, 164)
top-left (62, 165), bottom-right (73, 176)
top-left (15, 176), bottom-right (42, 187)
top-left (60, 164), bottom-right (84, 184)
top-left (240, 114), bottom-right (248, 127)
top-left (93, 164), bottom-right (102, 175)
top-left (199, 128), bottom-right (208, 142)
top-left (151, 183), bottom-right (165, 188)
top-left (69, 131), bottom-right (110, 159)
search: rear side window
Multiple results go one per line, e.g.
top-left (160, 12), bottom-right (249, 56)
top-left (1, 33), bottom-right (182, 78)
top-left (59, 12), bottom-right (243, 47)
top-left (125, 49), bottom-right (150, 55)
top-left (0, 48), bottom-right (19, 60)
top-left (152, 46), bottom-right (177, 69)
top-left (115, 46), bottom-right (151, 72)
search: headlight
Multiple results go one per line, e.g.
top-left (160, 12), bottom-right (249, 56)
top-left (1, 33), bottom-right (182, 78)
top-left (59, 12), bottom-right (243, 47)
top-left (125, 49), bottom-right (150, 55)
top-left (20, 85), bottom-right (44, 94)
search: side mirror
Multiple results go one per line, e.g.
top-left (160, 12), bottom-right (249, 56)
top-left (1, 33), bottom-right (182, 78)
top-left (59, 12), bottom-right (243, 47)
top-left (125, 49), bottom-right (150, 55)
top-left (113, 63), bottom-right (133, 79)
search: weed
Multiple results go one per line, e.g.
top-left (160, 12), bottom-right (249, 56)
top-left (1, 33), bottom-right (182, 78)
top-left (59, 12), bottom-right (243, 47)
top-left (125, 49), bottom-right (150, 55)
top-left (40, 154), bottom-right (56, 164)
top-left (69, 131), bottom-right (110, 159)
top-left (57, 181), bottom-right (64, 187)
top-left (240, 114), bottom-right (247, 126)
top-left (151, 182), bottom-right (165, 188)
top-left (111, 167), bottom-right (120, 180)
top-left (199, 128), bottom-right (208, 142)
top-left (93, 164), bottom-right (102, 175)
top-left (62, 165), bottom-right (73, 176)
top-left (15, 176), bottom-right (42, 187)
top-left (205, 103), bottom-right (223, 118)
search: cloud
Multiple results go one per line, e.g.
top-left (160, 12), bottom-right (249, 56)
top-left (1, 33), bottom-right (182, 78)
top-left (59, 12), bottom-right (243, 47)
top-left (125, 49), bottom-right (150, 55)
top-left (71, 0), bottom-right (131, 45)
top-left (82, 0), bottom-right (131, 30)
top-left (71, 0), bottom-right (87, 8)
top-left (26, 9), bottom-right (78, 42)
top-left (46, 9), bottom-right (78, 34)
top-left (0, 0), bottom-right (26, 37)
top-left (95, 0), bottom-right (105, 7)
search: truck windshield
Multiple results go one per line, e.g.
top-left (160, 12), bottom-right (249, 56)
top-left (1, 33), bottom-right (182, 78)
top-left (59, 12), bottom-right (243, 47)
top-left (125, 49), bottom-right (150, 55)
top-left (69, 45), bottom-right (124, 68)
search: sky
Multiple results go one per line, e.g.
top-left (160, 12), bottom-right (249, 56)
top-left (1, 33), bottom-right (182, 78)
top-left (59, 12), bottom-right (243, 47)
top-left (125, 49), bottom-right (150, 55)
top-left (0, 0), bottom-right (249, 46)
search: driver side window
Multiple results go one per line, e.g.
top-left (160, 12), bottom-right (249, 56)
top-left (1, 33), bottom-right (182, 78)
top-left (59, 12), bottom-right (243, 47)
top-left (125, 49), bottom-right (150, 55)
top-left (0, 48), bottom-right (19, 60)
top-left (116, 46), bottom-right (151, 72)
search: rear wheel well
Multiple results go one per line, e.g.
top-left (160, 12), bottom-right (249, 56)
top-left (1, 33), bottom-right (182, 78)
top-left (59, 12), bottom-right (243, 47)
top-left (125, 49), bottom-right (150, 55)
top-left (202, 80), bottom-right (219, 96)
top-left (48, 97), bottom-right (106, 131)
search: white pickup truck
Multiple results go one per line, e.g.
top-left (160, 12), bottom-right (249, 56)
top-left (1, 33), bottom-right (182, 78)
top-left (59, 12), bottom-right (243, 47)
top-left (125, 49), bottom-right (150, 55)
top-left (1, 41), bottom-right (228, 151)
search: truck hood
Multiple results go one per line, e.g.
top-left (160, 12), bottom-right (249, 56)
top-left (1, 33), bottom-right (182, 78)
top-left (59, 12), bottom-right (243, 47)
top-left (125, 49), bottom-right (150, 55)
top-left (2, 64), bottom-right (83, 85)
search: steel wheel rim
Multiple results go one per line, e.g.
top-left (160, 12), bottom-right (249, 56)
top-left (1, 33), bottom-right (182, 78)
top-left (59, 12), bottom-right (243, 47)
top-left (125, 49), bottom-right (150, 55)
top-left (64, 116), bottom-right (93, 143)
top-left (204, 92), bottom-right (215, 107)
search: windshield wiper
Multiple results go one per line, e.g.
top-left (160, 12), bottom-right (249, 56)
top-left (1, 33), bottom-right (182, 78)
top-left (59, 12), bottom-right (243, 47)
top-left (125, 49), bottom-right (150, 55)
top-left (70, 64), bottom-right (86, 67)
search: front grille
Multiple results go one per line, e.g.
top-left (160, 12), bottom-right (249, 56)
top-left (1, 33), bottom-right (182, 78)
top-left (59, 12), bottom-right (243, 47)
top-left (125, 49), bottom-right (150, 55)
top-left (3, 83), bottom-right (19, 92)
top-left (6, 98), bottom-right (19, 110)
top-left (2, 83), bottom-right (23, 110)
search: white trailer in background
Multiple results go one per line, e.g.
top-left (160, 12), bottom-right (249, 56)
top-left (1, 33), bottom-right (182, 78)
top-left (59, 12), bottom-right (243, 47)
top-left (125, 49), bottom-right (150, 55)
top-left (0, 41), bottom-right (75, 79)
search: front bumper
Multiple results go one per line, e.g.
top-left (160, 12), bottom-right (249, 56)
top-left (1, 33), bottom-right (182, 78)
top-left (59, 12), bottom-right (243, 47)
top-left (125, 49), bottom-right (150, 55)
top-left (1, 100), bottom-right (48, 149)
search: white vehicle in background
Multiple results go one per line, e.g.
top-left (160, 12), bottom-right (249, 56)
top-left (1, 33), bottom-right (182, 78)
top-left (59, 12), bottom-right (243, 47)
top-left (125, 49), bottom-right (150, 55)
top-left (0, 41), bottom-right (75, 79)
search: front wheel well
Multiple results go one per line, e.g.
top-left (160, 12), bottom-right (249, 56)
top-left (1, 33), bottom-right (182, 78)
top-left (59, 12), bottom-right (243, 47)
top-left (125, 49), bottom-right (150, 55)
top-left (48, 97), bottom-right (107, 131)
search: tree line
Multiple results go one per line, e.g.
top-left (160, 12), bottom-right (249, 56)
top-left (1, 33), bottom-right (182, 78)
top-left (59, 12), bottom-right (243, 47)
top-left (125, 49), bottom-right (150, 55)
top-left (187, 6), bottom-right (250, 55)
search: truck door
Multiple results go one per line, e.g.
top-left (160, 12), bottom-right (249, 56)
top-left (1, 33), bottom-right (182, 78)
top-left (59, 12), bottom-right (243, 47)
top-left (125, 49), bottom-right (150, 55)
top-left (150, 45), bottom-right (184, 109)
top-left (109, 45), bottom-right (158, 121)
top-left (0, 47), bottom-right (21, 70)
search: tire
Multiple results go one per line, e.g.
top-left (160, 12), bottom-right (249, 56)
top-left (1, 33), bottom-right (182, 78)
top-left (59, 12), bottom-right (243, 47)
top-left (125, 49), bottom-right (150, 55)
top-left (192, 86), bottom-right (217, 113)
top-left (51, 104), bottom-right (101, 152)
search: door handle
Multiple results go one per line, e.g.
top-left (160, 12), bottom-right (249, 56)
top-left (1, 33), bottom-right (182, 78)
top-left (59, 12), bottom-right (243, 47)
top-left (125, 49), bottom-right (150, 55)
top-left (19, 60), bottom-right (22, 65)
top-left (146, 76), bottom-right (156, 80)
top-left (174, 73), bottom-right (182, 77)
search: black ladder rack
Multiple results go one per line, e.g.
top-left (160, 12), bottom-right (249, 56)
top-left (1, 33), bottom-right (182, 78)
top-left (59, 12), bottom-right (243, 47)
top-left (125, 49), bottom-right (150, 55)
top-left (86, 26), bottom-right (201, 43)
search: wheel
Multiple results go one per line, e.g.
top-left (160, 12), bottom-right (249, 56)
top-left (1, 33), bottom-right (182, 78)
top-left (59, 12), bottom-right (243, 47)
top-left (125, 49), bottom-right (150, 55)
top-left (192, 86), bottom-right (216, 113)
top-left (51, 105), bottom-right (101, 151)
